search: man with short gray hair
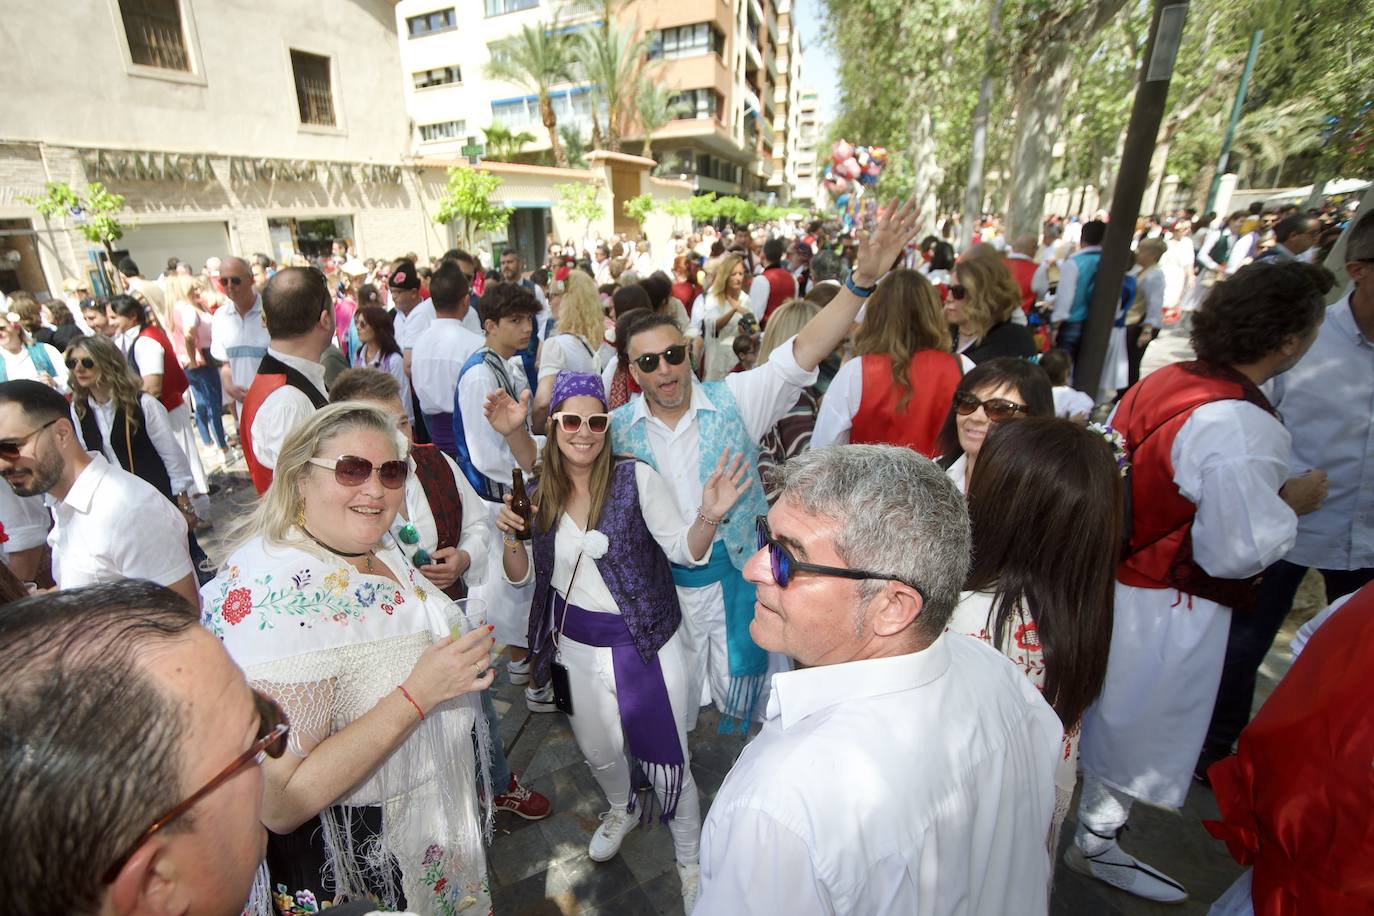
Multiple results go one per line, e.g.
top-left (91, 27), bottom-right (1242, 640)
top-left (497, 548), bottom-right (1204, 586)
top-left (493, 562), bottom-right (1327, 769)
top-left (696, 445), bottom-right (1062, 915)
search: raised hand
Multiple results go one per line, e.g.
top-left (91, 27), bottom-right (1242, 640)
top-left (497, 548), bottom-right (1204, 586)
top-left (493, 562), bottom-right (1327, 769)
top-left (854, 196), bottom-right (921, 284)
top-left (484, 388), bottom-right (530, 437)
top-left (701, 449), bottom-right (750, 521)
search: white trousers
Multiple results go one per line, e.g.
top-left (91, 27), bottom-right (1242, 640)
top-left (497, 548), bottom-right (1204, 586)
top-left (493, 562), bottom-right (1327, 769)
top-left (559, 628), bottom-right (700, 863)
top-left (167, 401), bottom-right (209, 497)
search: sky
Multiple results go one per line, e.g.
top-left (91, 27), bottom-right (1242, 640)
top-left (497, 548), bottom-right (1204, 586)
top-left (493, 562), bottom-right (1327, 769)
top-left (793, 0), bottom-right (840, 124)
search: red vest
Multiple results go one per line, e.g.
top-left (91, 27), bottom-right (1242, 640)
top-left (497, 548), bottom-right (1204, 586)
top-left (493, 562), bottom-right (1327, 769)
top-left (1204, 582), bottom-right (1374, 915)
top-left (240, 354), bottom-right (329, 494)
top-left (761, 266), bottom-right (797, 324)
top-left (850, 350), bottom-right (962, 457)
top-left (138, 325), bottom-right (189, 412)
top-left (1115, 361), bottom-right (1277, 609)
top-left (1004, 256), bottom-right (1037, 315)
top-left (410, 444), bottom-right (466, 600)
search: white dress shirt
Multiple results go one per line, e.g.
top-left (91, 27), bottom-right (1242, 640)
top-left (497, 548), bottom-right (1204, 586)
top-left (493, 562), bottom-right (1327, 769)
top-left (1269, 295), bottom-right (1374, 570)
top-left (1052, 385), bottom-right (1095, 419)
top-left (410, 319), bottom-right (484, 416)
top-left (394, 449), bottom-right (491, 587)
top-left (1, 342), bottom-right (68, 393)
top-left (811, 353), bottom-right (974, 447)
top-left (47, 455), bottom-right (193, 589)
top-left (698, 634), bottom-right (1062, 915)
top-left (1160, 237), bottom-right (1195, 309)
top-left (1051, 245), bottom-right (1101, 324)
top-left (0, 482), bottom-right (51, 553)
top-left (75, 393), bottom-right (195, 494)
top-left (209, 296), bottom-right (269, 393)
top-left (747, 272), bottom-right (771, 320)
top-left (116, 327), bottom-right (165, 377)
top-left (537, 333), bottom-right (600, 381)
top-left (395, 299), bottom-right (435, 352)
top-left (1226, 231), bottom-right (1258, 274)
top-left (249, 349), bottom-right (327, 472)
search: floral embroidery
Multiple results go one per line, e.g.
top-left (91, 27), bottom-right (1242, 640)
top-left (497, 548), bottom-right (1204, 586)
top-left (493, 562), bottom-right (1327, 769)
top-left (393, 590), bottom-right (405, 604)
top-left (272, 884), bottom-right (323, 914)
top-left (381, 603), bottom-right (395, 615)
top-left (222, 587), bottom-right (253, 626)
top-left (353, 583), bottom-right (379, 607)
top-left (1013, 620), bottom-right (1040, 652)
top-left (323, 567), bottom-right (349, 595)
top-left (419, 843), bottom-right (485, 915)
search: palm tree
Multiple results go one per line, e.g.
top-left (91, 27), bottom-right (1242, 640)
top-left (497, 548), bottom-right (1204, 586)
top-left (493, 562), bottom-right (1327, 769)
top-left (483, 122), bottom-right (537, 161)
top-left (577, 22), bottom-right (647, 151)
top-left (559, 124), bottom-right (589, 168)
top-left (485, 19), bottom-right (575, 168)
top-left (635, 78), bottom-right (673, 162)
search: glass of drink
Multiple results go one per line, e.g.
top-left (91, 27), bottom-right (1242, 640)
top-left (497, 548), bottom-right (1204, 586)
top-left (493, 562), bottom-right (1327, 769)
top-left (442, 597), bottom-right (488, 641)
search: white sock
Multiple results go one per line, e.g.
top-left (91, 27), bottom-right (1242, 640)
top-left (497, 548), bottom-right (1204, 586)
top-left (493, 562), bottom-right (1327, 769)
top-left (1075, 775), bottom-right (1134, 856)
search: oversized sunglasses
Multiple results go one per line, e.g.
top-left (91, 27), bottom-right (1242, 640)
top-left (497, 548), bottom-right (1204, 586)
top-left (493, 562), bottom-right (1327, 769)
top-left (633, 344), bottom-right (687, 373)
top-left (307, 454), bottom-right (409, 489)
top-left (755, 515), bottom-right (925, 597)
top-left (0, 418), bottom-right (59, 460)
top-left (551, 412), bottom-right (609, 434)
top-left (66, 356), bottom-right (96, 370)
top-left (952, 391), bottom-right (1029, 421)
top-left (948, 284), bottom-right (968, 300)
top-left (102, 690), bottom-right (289, 884)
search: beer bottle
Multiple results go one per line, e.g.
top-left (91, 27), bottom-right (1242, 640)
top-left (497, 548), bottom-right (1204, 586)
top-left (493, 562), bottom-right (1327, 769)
top-left (511, 468), bottom-right (533, 541)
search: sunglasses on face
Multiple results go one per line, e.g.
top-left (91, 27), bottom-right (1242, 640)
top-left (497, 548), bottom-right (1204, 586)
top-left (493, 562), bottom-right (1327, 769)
top-left (65, 356), bottom-right (96, 370)
top-left (0, 418), bottom-right (60, 461)
top-left (220, 275), bottom-right (246, 287)
top-left (633, 344), bottom-right (687, 373)
top-left (551, 411), bottom-right (610, 434)
top-left (953, 391), bottom-right (1029, 421)
top-left (948, 284), bottom-right (968, 300)
top-left (102, 690), bottom-right (288, 884)
top-left (307, 454), bottom-right (408, 489)
top-left (755, 515), bottom-right (925, 596)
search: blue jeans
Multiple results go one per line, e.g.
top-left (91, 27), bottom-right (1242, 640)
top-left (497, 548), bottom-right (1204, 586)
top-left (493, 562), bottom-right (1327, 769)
top-left (186, 361), bottom-right (227, 449)
top-left (480, 687), bottom-right (512, 791)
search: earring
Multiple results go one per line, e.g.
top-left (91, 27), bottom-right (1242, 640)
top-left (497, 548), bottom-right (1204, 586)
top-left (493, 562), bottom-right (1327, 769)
top-left (295, 504), bottom-right (306, 529)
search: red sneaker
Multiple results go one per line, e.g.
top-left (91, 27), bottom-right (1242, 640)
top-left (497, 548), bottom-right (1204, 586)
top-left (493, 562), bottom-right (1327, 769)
top-left (493, 773), bottom-right (552, 820)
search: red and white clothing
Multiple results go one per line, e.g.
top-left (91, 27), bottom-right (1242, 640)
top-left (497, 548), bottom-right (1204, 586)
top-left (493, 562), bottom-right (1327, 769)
top-left (812, 352), bottom-right (972, 450)
top-left (116, 326), bottom-right (207, 496)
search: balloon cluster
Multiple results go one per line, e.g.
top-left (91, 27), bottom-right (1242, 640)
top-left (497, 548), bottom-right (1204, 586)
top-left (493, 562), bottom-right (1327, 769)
top-left (822, 140), bottom-right (888, 228)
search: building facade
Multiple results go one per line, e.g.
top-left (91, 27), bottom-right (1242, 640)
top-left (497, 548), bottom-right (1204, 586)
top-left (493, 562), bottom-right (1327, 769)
top-left (766, 0), bottom-right (803, 203)
top-left (789, 86), bottom-right (822, 205)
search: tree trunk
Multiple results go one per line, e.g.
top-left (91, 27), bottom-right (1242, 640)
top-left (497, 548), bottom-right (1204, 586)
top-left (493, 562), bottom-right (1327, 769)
top-left (541, 93), bottom-right (568, 168)
top-left (960, 0), bottom-right (1004, 251)
top-left (908, 111), bottom-right (940, 239)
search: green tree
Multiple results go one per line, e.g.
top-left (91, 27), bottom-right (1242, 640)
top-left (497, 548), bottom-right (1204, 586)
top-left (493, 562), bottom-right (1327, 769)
top-left (634, 79), bottom-right (674, 162)
top-left (559, 124), bottom-right (589, 168)
top-left (483, 122), bottom-right (537, 161)
top-left (578, 22), bottom-right (647, 151)
top-left (687, 192), bottom-right (720, 225)
top-left (661, 197), bottom-right (692, 231)
top-left (485, 19), bottom-right (576, 167)
top-left (558, 181), bottom-right (605, 238)
top-left (433, 167), bottom-right (513, 247)
top-left (623, 193), bottom-right (655, 227)
top-left (23, 180), bottom-right (127, 267)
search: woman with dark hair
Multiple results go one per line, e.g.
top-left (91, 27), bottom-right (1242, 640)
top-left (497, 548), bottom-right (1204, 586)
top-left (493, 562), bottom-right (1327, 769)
top-left (936, 357), bottom-right (1054, 494)
top-left (602, 308), bottom-right (649, 410)
top-left (951, 416), bottom-right (1122, 853)
top-left (642, 271), bottom-right (692, 329)
top-left (354, 305), bottom-right (410, 418)
top-left (812, 269), bottom-right (964, 455)
top-left (947, 257), bottom-right (1038, 364)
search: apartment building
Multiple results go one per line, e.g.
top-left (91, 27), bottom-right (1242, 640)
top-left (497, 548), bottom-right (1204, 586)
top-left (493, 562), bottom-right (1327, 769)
top-left (397, 0), bottom-right (803, 198)
top-left (766, 0), bottom-right (803, 203)
top-left (789, 86), bottom-right (822, 205)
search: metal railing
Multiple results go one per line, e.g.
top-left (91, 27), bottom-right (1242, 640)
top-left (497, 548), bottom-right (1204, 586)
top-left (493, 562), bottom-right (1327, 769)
top-left (121, 7), bottom-right (189, 71)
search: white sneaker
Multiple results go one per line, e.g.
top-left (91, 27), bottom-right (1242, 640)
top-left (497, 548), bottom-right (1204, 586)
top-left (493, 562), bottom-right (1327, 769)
top-left (677, 861), bottom-right (700, 913)
top-left (587, 808), bottom-right (637, 862)
top-left (1064, 842), bottom-right (1188, 903)
top-left (507, 656), bottom-right (531, 686)
top-left (525, 683), bottom-right (557, 713)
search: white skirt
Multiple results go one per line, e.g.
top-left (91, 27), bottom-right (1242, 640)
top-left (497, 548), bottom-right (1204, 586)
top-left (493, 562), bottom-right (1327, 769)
top-left (168, 400), bottom-right (209, 496)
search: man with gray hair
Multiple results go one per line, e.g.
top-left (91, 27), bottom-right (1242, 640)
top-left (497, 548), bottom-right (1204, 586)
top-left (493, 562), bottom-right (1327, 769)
top-left (696, 445), bottom-right (1062, 915)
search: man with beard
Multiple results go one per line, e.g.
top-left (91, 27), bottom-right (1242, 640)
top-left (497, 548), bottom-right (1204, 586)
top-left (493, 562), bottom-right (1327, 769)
top-left (0, 380), bottom-right (197, 606)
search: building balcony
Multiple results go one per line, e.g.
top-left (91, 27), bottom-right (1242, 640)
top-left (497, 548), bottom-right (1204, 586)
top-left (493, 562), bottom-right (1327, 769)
top-left (745, 37), bottom-right (763, 71)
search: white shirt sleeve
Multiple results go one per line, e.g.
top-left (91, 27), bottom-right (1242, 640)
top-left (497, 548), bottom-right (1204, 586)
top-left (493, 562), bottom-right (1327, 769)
top-left (1226, 234), bottom-right (1255, 274)
top-left (686, 294), bottom-right (705, 337)
top-left (140, 394), bottom-right (195, 494)
top-left (448, 452), bottom-right (491, 587)
top-left (635, 462), bottom-right (708, 566)
top-left (749, 274), bottom-right (770, 321)
top-left (1196, 229), bottom-right (1223, 271)
top-left (811, 356), bottom-right (862, 447)
top-left (209, 308), bottom-right (230, 363)
top-left (600, 358), bottom-right (619, 402)
top-left (1031, 260), bottom-right (1050, 298)
top-left (42, 344), bottom-right (70, 393)
top-left (132, 336), bottom-right (165, 377)
top-left (457, 363), bottom-right (521, 483)
top-left (538, 336), bottom-right (571, 381)
top-left (1173, 400), bottom-right (1298, 579)
top-left (725, 336), bottom-right (820, 443)
top-left (697, 809), bottom-right (834, 915)
top-left (250, 387), bottom-right (316, 471)
top-left (1052, 257), bottom-right (1079, 323)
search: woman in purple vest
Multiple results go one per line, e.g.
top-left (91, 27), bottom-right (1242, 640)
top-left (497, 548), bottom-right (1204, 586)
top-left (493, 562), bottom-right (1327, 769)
top-left (493, 370), bottom-right (747, 913)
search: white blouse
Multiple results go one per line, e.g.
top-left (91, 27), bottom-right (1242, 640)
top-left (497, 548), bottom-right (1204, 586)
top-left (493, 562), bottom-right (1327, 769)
top-left (75, 393), bottom-right (195, 494)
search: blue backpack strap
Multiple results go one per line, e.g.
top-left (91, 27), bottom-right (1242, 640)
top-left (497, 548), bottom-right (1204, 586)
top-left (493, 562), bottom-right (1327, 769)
top-left (27, 343), bottom-right (55, 378)
top-left (452, 349), bottom-right (512, 503)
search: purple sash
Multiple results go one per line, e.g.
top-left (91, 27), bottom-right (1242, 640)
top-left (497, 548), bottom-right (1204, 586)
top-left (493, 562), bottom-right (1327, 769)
top-left (560, 602), bottom-right (685, 821)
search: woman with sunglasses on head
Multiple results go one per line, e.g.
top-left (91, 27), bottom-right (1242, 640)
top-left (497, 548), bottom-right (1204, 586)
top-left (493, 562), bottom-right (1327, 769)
top-left (946, 257), bottom-right (1038, 365)
top-left (950, 416), bottom-right (1121, 859)
top-left (812, 269), bottom-right (970, 456)
top-left (203, 401), bottom-right (497, 915)
top-left (491, 371), bottom-right (749, 912)
top-left (936, 357), bottom-right (1054, 494)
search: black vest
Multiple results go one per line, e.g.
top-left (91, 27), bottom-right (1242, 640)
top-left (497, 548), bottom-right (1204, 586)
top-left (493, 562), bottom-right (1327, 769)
top-left (258, 353), bottom-right (330, 409)
top-left (79, 402), bottom-right (173, 499)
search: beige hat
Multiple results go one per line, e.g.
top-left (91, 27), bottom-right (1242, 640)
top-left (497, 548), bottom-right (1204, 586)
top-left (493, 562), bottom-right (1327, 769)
top-left (341, 257), bottom-right (368, 278)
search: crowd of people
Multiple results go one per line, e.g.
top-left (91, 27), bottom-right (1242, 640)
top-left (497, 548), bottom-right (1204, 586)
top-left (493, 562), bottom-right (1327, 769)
top-left (1, 191), bottom-right (1372, 916)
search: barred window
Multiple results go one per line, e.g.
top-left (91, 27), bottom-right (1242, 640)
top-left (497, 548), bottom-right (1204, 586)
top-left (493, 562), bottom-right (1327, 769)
top-left (290, 51), bottom-right (335, 127)
top-left (647, 23), bottom-right (724, 61)
top-left (118, 0), bottom-right (189, 71)
top-left (420, 120), bottom-right (467, 141)
top-left (485, 0), bottom-right (538, 16)
top-left (668, 88), bottom-right (722, 121)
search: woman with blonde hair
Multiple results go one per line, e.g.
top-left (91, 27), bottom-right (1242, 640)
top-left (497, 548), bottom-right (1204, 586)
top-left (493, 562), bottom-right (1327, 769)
top-left (692, 253), bottom-right (752, 381)
top-left (946, 256), bottom-right (1037, 364)
top-left (203, 401), bottom-right (496, 914)
top-left (165, 274), bottom-right (229, 460)
top-left (533, 269), bottom-right (604, 432)
top-left (812, 269), bottom-right (965, 456)
top-left (756, 298), bottom-right (822, 502)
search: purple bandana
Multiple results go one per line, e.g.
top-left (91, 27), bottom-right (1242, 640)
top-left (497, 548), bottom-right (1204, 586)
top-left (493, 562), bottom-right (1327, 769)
top-left (551, 370), bottom-right (606, 412)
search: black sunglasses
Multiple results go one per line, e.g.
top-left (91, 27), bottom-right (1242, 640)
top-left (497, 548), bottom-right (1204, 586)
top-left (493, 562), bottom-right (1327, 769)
top-left (0, 418), bottom-right (59, 460)
top-left (307, 454), bottom-right (408, 489)
top-left (948, 284), bottom-right (968, 300)
top-left (65, 356), bottom-right (96, 370)
top-left (634, 344), bottom-right (687, 373)
top-left (102, 690), bottom-right (288, 884)
top-left (219, 275), bottom-right (246, 287)
top-left (953, 391), bottom-right (1029, 421)
top-left (755, 515), bottom-right (925, 597)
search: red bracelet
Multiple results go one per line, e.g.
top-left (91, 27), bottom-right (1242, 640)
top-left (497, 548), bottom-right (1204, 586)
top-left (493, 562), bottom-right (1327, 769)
top-left (397, 684), bottom-right (425, 721)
